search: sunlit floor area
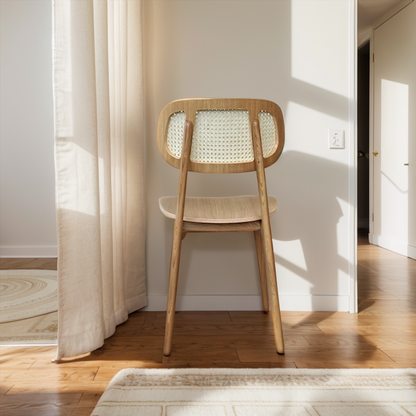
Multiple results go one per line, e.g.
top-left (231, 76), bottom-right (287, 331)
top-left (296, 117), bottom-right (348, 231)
top-left (1, 235), bottom-right (415, 415)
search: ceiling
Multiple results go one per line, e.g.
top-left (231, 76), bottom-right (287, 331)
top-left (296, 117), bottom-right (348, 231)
top-left (358, 0), bottom-right (403, 44)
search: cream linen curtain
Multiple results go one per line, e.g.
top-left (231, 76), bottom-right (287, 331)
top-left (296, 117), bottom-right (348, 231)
top-left (52, 0), bottom-right (146, 360)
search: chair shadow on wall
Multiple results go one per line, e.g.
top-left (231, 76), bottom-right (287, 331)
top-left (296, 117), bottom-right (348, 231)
top-left (274, 150), bottom-right (349, 312)
top-left (159, 148), bottom-right (388, 365)
top-left (165, 149), bottom-right (355, 335)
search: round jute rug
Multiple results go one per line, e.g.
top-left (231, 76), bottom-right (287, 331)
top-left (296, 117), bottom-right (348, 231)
top-left (0, 270), bottom-right (58, 323)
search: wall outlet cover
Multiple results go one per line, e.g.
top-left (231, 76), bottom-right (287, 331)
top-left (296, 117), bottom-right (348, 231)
top-left (329, 129), bottom-right (345, 149)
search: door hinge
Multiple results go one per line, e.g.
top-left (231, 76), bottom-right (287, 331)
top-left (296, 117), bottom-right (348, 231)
top-left (373, 53), bottom-right (374, 63)
top-left (372, 213), bottom-right (374, 222)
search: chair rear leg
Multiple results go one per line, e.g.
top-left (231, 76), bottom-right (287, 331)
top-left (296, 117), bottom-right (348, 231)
top-left (262, 226), bottom-right (285, 354)
top-left (254, 229), bottom-right (269, 312)
top-left (164, 224), bottom-right (184, 356)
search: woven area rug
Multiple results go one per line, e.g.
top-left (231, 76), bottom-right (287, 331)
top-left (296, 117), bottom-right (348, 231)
top-left (0, 270), bottom-right (58, 345)
top-left (0, 311), bottom-right (57, 345)
top-left (0, 270), bottom-right (58, 323)
top-left (92, 368), bottom-right (416, 416)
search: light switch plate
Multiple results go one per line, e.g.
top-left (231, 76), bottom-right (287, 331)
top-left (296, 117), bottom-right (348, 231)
top-left (329, 129), bottom-right (345, 149)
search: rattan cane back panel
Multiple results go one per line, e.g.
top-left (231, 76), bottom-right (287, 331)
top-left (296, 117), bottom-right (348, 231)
top-left (157, 98), bottom-right (285, 173)
top-left (167, 110), bottom-right (277, 164)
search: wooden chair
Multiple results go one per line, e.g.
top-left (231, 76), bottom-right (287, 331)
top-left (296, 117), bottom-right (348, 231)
top-left (157, 98), bottom-right (285, 356)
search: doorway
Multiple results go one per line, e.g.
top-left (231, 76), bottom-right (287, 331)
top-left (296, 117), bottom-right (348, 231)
top-left (357, 41), bottom-right (370, 235)
top-left (370, 0), bottom-right (416, 259)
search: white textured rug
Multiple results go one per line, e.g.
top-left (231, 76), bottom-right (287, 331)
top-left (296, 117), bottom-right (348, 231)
top-left (0, 311), bottom-right (57, 345)
top-left (92, 368), bottom-right (416, 416)
top-left (0, 270), bottom-right (58, 323)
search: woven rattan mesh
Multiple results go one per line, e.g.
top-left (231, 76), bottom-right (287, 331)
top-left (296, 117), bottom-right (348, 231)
top-left (258, 111), bottom-right (277, 158)
top-left (167, 112), bottom-right (187, 159)
top-left (166, 110), bottom-right (277, 163)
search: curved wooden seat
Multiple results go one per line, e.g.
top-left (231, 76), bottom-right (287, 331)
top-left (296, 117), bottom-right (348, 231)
top-left (159, 196), bottom-right (278, 224)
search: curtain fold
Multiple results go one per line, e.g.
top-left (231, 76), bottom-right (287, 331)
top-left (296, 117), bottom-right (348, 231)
top-left (52, 0), bottom-right (146, 361)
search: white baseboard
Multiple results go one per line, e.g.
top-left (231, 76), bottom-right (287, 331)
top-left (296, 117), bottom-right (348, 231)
top-left (369, 234), bottom-right (416, 260)
top-left (142, 294), bottom-right (351, 312)
top-left (0, 246), bottom-right (58, 258)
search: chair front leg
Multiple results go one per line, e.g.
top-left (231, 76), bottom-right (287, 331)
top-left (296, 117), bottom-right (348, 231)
top-left (164, 221), bottom-right (184, 356)
top-left (251, 118), bottom-right (284, 355)
top-left (261, 222), bottom-right (285, 354)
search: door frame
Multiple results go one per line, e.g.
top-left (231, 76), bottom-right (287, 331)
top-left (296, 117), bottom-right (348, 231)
top-left (349, 0), bottom-right (358, 313)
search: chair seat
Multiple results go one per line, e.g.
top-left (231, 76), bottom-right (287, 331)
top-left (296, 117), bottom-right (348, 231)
top-left (159, 195), bottom-right (278, 224)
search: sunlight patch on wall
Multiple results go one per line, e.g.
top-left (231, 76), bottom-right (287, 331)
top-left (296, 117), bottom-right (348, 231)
top-left (380, 79), bottom-right (409, 241)
top-left (285, 101), bottom-right (349, 163)
top-left (337, 269), bottom-right (350, 295)
top-left (291, 0), bottom-right (349, 97)
top-left (335, 196), bottom-right (350, 259)
top-left (381, 79), bottom-right (409, 192)
top-left (277, 269), bottom-right (314, 294)
top-left (273, 239), bottom-right (313, 293)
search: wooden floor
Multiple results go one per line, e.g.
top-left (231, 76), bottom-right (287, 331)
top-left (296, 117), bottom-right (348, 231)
top-left (1, 233), bottom-right (415, 415)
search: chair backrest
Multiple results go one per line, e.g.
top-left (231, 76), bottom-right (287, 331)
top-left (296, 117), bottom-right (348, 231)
top-left (157, 98), bottom-right (284, 173)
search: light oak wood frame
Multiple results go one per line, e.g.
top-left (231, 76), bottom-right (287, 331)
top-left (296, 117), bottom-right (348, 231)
top-left (157, 98), bottom-right (285, 356)
top-left (157, 98), bottom-right (284, 173)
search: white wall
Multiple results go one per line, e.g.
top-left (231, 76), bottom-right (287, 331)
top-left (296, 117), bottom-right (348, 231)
top-left (144, 0), bottom-right (355, 312)
top-left (0, 0), bottom-right (57, 257)
top-left (0, 0), bottom-right (356, 312)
